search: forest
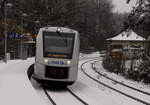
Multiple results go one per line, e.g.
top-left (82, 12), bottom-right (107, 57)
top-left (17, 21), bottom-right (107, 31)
top-left (0, 0), bottom-right (128, 58)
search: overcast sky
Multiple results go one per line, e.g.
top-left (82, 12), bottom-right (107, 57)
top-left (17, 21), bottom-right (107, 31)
top-left (111, 0), bottom-right (137, 13)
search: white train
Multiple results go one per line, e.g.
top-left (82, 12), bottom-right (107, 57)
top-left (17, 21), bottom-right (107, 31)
top-left (33, 27), bottom-right (80, 85)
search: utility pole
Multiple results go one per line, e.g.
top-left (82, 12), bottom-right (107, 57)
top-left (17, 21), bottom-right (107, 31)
top-left (4, 3), bottom-right (12, 62)
top-left (4, 2), bottom-right (7, 62)
top-left (0, 0), bottom-right (7, 62)
top-left (20, 13), bottom-right (28, 59)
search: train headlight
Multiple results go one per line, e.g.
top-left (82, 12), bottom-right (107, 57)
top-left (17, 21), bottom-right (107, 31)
top-left (44, 59), bottom-right (48, 63)
top-left (67, 60), bottom-right (71, 65)
top-left (56, 27), bottom-right (61, 33)
top-left (57, 27), bottom-right (61, 32)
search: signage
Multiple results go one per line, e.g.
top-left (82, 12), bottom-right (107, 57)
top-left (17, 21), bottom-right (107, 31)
top-left (48, 60), bottom-right (67, 65)
top-left (7, 32), bottom-right (24, 39)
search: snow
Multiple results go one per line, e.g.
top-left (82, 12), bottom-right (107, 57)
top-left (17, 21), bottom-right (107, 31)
top-left (79, 59), bottom-right (144, 105)
top-left (93, 59), bottom-right (150, 94)
top-left (79, 51), bottom-right (100, 60)
top-left (0, 52), bottom-right (150, 105)
top-left (46, 89), bottom-right (84, 105)
top-left (68, 70), bottom-right (121, 105)
top-left (107, 30), bottom-right (145, 41)
top-left (0, 58), bottom-right (47, 105)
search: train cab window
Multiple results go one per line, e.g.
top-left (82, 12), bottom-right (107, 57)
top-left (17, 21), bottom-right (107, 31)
top-left (43, 31), bottom-right (75, 59)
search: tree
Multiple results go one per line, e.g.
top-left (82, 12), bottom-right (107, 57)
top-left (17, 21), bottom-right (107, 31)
top-left (0, 0), bottom-right (127, 57)
top-left (125, 0), bottom-right (150, 38)
top-left (126, 0), bottom-right (150, 83)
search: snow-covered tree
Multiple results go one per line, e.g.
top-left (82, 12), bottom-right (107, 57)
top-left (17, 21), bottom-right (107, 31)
top-left (125, 0), bottom-right (150, 37)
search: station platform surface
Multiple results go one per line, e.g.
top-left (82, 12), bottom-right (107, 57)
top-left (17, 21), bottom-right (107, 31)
top-left (0, 58), bottom-right (47, 105)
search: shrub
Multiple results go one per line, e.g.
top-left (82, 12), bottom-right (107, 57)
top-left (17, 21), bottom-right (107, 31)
top-left (102, 55), bottom-right (150, 83)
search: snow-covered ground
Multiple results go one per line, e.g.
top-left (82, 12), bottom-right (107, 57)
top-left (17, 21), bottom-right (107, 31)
top-left (79, 58), bottom-right (145, 105)
top-left (79, 52), bottom-right (100, 60)
top-left (0, 58), bottom-right (47, 105)
top-left (0, 52), bottom-right (149, 105)
top-left (93, 58), bottom-right (150, 93)
top-left (86, 61), bottom-right (150, 105)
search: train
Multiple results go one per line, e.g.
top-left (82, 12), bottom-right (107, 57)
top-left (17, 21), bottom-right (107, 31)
top-left (33, 27), bottom-right (80, 85)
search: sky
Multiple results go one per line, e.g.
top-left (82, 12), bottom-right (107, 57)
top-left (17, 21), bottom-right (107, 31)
top-left (111, 0), bottom-right (137, 13)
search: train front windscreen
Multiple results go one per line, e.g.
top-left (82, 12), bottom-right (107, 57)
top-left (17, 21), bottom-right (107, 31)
top-left (43, 31), bottom-right (75, 59)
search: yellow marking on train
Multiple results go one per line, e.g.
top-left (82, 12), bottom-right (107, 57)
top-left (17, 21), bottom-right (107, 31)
top-left (48, 54), bottom-right (67, 57)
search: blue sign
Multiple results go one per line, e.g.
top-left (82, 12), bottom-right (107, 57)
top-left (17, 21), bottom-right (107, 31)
top-left (7, 32), bottom-right (24, 39)
top-left (48, 60), bottom-right (67, 65)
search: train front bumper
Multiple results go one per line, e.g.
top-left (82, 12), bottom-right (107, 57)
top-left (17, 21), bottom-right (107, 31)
top-left (34, 63), bottom-right (78, 85)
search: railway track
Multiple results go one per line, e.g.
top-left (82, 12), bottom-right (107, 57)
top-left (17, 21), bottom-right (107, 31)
top-left (81, 58), bottom-right (150, 105)
top-left (27, 63), bottom-right (89, 105)
top-left (66, 88), bottom-right (89, 105)
top-left (43, 86), bottom-right (89, 105)
top-left (42, 86), bottom-right (57, 105)
top-left (91, 60), bottom-right (150, 96)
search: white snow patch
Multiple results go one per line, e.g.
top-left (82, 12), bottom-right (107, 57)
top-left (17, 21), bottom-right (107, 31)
top-left (0, 58), bottom-right (47, 105)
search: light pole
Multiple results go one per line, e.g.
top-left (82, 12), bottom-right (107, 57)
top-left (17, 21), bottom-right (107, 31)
top-left (20, 13), bottom-right (28, 59)
top-left (4, 3), bottom-right (12, 63)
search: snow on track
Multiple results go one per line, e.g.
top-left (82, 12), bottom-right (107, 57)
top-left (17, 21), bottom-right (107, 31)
top-left (91, 60), bottom-right (150, 105)
top-left (68, 58), bottom-right (122, 105)
top-left (44, 87), bottom-right (87, 105)
top-left (82, 59), bottom-right (147, 105)
top-left (94, 59), bottom-right (150, 94)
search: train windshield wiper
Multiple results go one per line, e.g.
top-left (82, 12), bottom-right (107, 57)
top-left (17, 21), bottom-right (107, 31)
top-left (56, 28), bottom-right (68, 47)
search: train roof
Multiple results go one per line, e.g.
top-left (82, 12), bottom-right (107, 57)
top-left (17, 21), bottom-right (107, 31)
top-left (39, 27), bottom-right (78, 34)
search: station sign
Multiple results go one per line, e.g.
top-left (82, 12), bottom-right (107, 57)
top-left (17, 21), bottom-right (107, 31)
top-left (7, 32), bottom-right (24, 39)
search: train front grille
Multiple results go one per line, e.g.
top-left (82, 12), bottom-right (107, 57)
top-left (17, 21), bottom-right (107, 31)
top-left (45, 66), bottom-right (68, 79)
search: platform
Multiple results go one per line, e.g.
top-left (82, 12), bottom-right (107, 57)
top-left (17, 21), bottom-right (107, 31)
top-left (0, 58), bottom-right (47, 105)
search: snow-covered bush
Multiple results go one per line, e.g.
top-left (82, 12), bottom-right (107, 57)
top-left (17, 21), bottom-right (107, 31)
top-left (126, 68), bottom-right (141, 81)
top-left (138, 60), bottom-right (150, 83)
top-left (102, 54), bottom-right (150, 83)
top-left (102, 55), bottom-right (122, 74)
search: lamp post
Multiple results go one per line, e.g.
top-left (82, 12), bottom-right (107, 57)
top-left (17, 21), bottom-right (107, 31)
top-left (20, 13), bottom-right (28, 59)
top-left (4, 3), bottom-right (12, 63)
